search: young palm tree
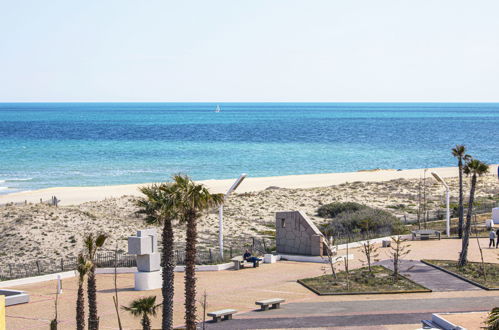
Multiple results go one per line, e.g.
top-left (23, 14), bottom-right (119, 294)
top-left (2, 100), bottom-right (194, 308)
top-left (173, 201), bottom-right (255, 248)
top-left (458, 159), bottom-right (489, 267)
top-left (170, 174), bottom-right (224, 330)
top-left (137, 184), bottom-right (177, 330)
top-left (122, 296), bottom-right (161, 330)
top-left (76, 254), bottom-right (92, 330)
top-left (452, 145), bottom-right (471, 238)
top-left (485, 307), bottom-right (499, 330)
top-left (84, 233), bottom-right (108, 330)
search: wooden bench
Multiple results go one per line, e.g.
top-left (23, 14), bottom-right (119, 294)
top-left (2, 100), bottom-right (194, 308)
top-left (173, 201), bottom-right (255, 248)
top-left (207, 309), bottom-right (237, 322)
top-left (255, 298), bottom-right (285, 311)
top-left (231, 256), bottom-right (259, 270)
top-left (412, 230), bottom-right (441, 241)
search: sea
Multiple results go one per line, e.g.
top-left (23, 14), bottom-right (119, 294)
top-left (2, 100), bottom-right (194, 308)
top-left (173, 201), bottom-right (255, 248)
top-left (0, 102), bottom-right (498, 194)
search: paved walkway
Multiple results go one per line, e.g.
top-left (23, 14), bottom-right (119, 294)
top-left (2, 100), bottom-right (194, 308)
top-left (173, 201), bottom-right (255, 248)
top-left (204, 296), bottom-right (499, 329)
top-left (376, 259), bottom-right (482, 292)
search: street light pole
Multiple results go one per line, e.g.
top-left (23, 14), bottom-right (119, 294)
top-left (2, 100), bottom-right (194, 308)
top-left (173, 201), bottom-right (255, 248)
top-left (219, 174), bottom-right (247, 258)
top-left (431, 172), bottom-right (450, 237)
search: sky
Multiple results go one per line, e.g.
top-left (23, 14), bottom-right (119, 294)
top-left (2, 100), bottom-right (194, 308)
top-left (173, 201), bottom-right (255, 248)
top-left (1, 0), bottom-right (499, 102)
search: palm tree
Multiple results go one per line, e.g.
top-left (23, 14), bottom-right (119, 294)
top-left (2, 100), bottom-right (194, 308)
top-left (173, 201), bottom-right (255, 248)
top-left (452, 145), bottom-right (471, 238)
top-left (137, 184), bottom-right (177, 330)
top-left (485, 307), bottom-right (499, 330)
top-left (84, 233), bottom-right (108, 330)
top-left (76, 254), bottom-right (92, 330)
top-left (170, 174), bottom-right (224, 330)
top-left (458, 159), bottom-right (489, 267)
top-left (122, 296), bottom-right (161, 330)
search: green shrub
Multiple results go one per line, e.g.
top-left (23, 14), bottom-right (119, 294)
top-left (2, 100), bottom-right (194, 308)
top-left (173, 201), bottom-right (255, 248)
top-left (322, 207), bottom-right (406, 237)
top-left (317, 202), bottom-right (367, 218)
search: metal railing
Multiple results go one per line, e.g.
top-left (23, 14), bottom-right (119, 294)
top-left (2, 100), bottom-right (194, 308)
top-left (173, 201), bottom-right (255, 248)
top-left (0, 238), bottom-right (275, 281)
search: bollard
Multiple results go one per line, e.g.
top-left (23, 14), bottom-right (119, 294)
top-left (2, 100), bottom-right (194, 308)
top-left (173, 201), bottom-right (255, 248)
top-left (57, 275), bottom-right (63, 294)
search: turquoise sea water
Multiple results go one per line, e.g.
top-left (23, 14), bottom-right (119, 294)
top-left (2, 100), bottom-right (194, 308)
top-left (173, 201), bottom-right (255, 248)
top-left (0, 103), bottom-right (498, 194)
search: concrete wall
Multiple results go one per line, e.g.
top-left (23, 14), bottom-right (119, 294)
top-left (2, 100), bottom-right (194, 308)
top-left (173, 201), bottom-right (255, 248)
top-left (275, 211), bottom-right (324, 256)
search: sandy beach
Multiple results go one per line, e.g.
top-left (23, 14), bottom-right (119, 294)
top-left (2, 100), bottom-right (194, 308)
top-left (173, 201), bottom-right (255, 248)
top-left (1, 165), bottom-right (498, 265)
top-left (2, 165), bottom-right (497, 206)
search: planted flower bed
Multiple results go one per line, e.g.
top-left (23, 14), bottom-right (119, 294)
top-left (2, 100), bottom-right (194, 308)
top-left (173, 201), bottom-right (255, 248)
top-left (423, 259), bottom-right (499, 290)
top-left (298, 265), bottom-right (430, 295)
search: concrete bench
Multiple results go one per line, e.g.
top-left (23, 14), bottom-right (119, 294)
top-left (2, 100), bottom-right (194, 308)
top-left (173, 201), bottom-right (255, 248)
top-left (412, 230), bottom-right (441, 241)
top-left (231, 256), bottom-right (259, 270)
top-left (255, 298), bottom-right (285, 311)
top-left (207, 309), bottom-right (237, 322)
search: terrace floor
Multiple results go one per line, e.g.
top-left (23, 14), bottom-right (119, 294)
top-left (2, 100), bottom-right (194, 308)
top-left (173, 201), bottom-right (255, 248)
top-left (4, 237), bottom-right (499, 329)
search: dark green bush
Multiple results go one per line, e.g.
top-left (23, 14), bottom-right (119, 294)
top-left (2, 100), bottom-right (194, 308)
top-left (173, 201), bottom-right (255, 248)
top-left (321, 206), bottom-right (406, 237)
top-left (317, 202), bottom-right (367, 218)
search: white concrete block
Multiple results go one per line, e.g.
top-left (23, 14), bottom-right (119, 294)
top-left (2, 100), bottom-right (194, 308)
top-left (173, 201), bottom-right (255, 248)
top-left (128, 236), bottom-right (152, 255)
top-left (134, 271), bottom-right (162, 291)
top-left (137, 229), bottom-right (158, 253)
top-left (264, 254), bottom-right (277, 264)
top-left (136, 252), bottom-right (161, 272)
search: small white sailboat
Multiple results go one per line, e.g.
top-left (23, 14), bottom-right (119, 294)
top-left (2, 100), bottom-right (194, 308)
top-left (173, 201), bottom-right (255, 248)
top-left (215, 104), bottom-right (221, 113)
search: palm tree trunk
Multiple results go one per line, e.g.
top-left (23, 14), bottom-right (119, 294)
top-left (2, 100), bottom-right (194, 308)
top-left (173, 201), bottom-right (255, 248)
top-left (142, 314), bottom-right (151, 330)
top-left (162, 219), bottom-right (175, 330)
top-left (87, 265), bottom-right (99, 330)
top-left (458, 160), bottom-right (464, 238)
top-left (76, 282), bottom-right (85, 330)
top-left (184, 212), bottom-right (198, 330)
top-left (458, 174), bottom-right (477, 267)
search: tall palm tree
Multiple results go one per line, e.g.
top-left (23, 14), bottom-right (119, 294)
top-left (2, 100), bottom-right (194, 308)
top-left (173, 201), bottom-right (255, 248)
top-left (458, 159), bottom-right (489, 267)
top-left (122, 296), bottom-right (161, 330)
top-left (76, 254), bottom-right (92, 330)
top-left (137, 184), bottom-right (177, 330)
top-left (452, 145), bottom-right (470, 238)
top-left (84, 233), bottom-right (108, 330)
top-left (170, 174), bottom-right (224, 330)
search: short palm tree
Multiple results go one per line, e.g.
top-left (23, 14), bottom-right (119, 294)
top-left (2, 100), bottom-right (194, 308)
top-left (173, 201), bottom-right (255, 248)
top-left (485, 307), bottom-right (499, 330)
top-left (458, 159), bottom-right (489, 267)
top-left (170, 174), bottom-right (224, 330)
top-left (122, 296), bottom-right (161, 330)
top-left (137, 184), bottom-right (177, 330)
top-left (452, 145), bottom-right (471, 238)
top-left (76, 254), bottom-right (92, 330)
top-left (84, 233), bottom-right (108, 330)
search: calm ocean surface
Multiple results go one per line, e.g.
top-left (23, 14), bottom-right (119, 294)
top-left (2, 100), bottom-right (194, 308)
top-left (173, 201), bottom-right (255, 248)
top-left (0, 103), bottom-right (498, 194)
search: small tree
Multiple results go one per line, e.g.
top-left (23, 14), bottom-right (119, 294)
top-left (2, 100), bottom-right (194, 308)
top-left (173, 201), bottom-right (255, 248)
top-left (389, 236), bottom-right (411, 281)
top-left (50, 281), bottom-right (59, 330)
top-left (199, 290), bottom-right (208, 330)
top-left (122, 296), bottom-right (161, 330)
top-left (361, 239), bottom-right (379, 274)
top-left (473, 214), bottom-right (487, 283)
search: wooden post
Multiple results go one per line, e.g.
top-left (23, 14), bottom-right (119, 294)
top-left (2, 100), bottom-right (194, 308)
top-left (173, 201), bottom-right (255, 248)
top-left (209, 249), bottom-right (213, 263)
top-left (230, 247), bottom-right (233, 258)
top-left (8, 264), bottom-right (12, 278)
top-left (36, 260), bottom-right (41, 275)
top-left (61, 258), bottom-right (64, 271)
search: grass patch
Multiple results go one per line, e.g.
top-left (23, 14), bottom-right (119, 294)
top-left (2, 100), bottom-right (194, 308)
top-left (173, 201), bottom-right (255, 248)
top-left (423, 259), bottom-right (499, 289)
top-left (298, 265), bottom-right (430, 295)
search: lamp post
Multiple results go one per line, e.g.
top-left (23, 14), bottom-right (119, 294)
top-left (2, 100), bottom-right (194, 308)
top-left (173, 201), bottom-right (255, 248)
top-left (219, 174), bottom-right (247, 258)
top-left (431, 172), bottom-right (450, 237)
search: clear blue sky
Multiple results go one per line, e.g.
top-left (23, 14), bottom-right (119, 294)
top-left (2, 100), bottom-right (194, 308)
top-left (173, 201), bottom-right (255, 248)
top-left (1, 0), bottom-right (498, 102)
